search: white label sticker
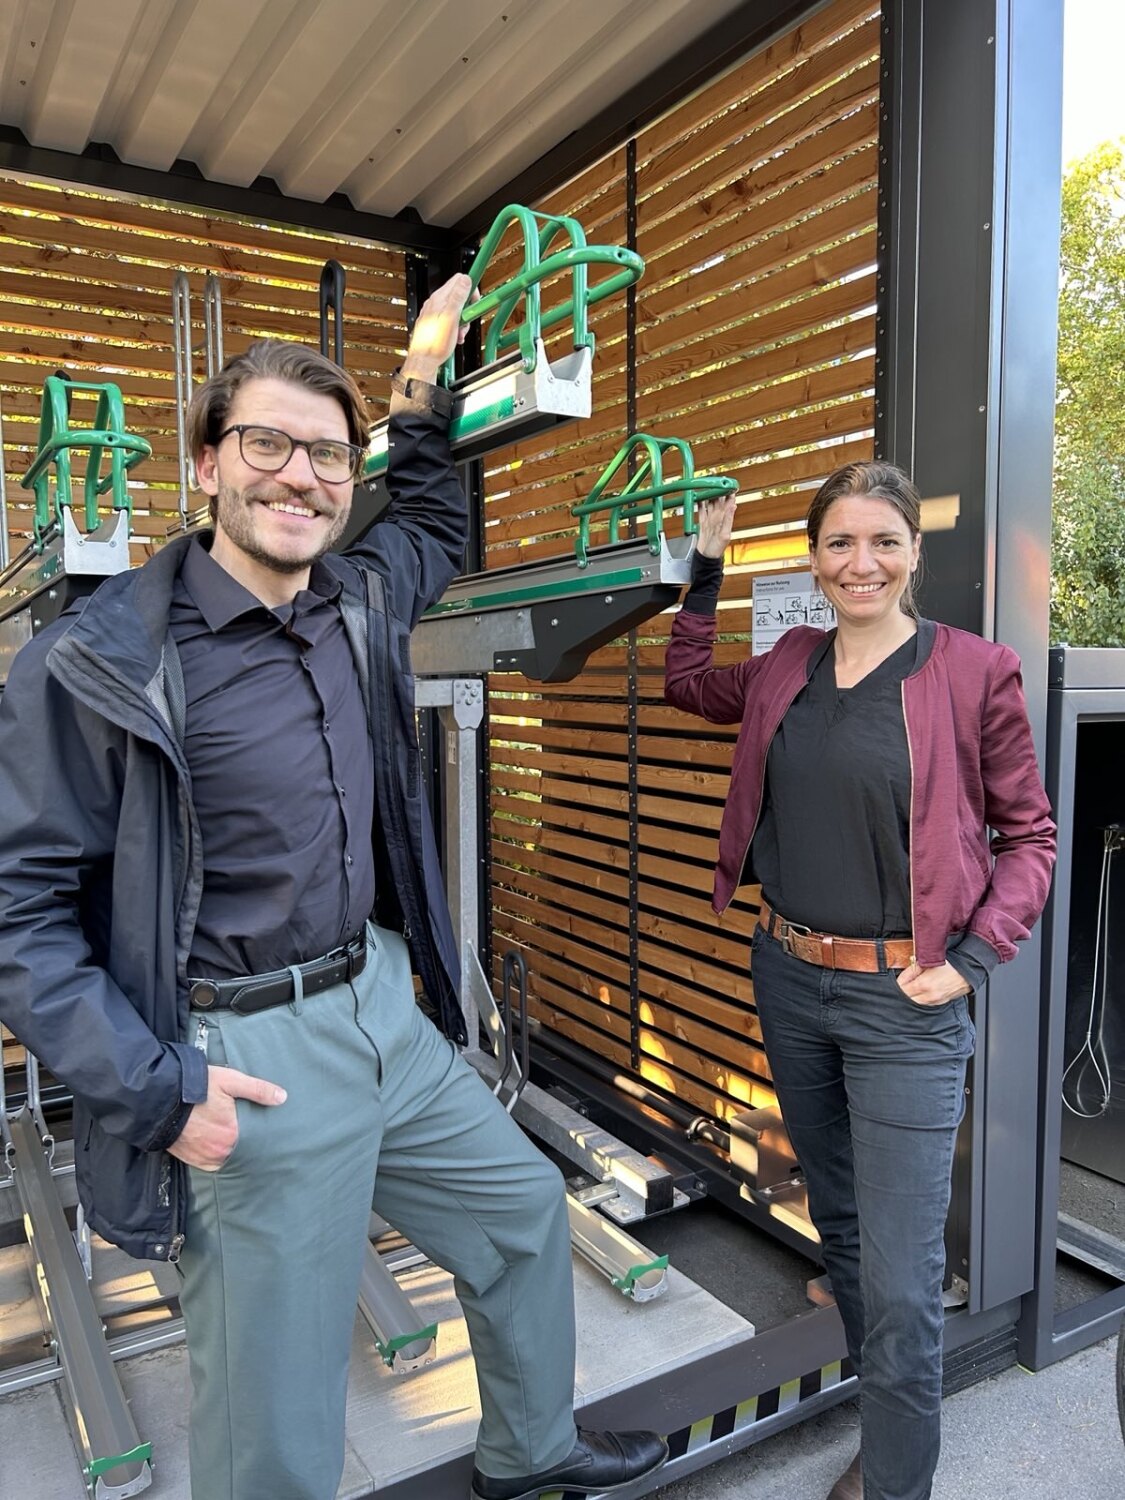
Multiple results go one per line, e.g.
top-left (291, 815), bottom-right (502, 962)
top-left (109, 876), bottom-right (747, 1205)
top-left (752, 572), bottom-right (836, 655)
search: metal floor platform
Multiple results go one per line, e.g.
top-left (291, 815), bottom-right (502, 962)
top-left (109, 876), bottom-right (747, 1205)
top-left (0, 1236), bottom-right (755, 1499)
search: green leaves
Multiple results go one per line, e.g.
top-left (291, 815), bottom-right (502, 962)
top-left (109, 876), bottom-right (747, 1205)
top-left (1051, 140), bottom-right (1125, 646)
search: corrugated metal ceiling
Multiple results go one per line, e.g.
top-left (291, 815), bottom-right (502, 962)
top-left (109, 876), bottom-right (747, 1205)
top-left (0, 0), bottom-right (751, 229)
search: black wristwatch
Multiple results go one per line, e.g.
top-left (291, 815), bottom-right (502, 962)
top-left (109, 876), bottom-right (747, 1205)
top-left (391, 367), bottom-right (454, 419)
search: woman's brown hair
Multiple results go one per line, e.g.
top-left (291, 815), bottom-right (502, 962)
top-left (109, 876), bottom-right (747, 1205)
top-left (806, 460), bottom-right (923, 618)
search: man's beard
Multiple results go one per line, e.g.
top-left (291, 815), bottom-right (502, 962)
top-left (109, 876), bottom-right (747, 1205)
top-left (214, 480), bottom-right (350, 573)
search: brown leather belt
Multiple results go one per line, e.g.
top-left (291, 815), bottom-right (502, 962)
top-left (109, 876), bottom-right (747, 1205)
top-left (758, 901), bottom-right (914, 974)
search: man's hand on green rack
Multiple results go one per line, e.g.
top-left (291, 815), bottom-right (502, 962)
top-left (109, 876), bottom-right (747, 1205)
top-left (401, 272), bottom-right (476, 385)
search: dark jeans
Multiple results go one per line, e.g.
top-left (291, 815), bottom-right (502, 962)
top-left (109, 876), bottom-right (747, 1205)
top-left (750, 925), bottom-right (974, 1500)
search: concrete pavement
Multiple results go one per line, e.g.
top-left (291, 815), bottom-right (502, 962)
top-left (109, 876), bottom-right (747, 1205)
top-left (656, 1335), bottom-right (1124, 1499)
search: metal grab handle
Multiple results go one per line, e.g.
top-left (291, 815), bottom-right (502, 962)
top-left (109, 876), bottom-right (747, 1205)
top-left (203, 272), bottom-right (225, 379)
top-left (498, 949), bottom-right (530, 1113)
top-left (21, 377), bottom-right (150, 543)
top-left (172, 272), bottom-right (193, 523)
top-left (319, 259), bottom-right (346, 367)
top-left (441, 203), bottom-right (644, 383)
top-left (571, 432), bottom-right (738, 566)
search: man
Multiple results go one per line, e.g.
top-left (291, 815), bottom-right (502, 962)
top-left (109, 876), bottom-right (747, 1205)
top-left (0, 274), bottom-right (667, 1500)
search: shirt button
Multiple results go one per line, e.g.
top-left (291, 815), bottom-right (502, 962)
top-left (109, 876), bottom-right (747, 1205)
top-left (337, 784), bottom-right (346, 797)
top-left (346, 854), bottom-right (354, 866)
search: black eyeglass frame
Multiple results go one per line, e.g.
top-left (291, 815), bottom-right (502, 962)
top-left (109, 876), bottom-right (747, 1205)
top-left (216, 424), bottom-right (365, 482)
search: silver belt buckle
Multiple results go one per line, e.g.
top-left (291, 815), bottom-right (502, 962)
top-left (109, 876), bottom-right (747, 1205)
top-left (780, 918), bottom-right (811, 956)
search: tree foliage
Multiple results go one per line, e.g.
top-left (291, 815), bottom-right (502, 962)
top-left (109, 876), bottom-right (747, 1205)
top-left (1051, 141), bottom-right (1125, 646)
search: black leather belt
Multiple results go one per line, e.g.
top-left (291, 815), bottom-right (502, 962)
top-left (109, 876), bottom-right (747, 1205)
top-left (188, 933), bottom-right (367, 1015)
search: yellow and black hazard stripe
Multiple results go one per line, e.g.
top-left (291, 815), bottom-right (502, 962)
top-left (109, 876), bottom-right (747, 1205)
top-left (663, 1355), bottom-right (857, 1464)
top-left (546, 1356), bottom-right (857, 1499)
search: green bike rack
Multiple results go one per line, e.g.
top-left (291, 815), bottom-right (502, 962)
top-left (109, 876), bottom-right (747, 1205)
top-left (412, 432), bottom-right (732, 682)
top-left (441, 202), bottom-right (644, 382)
top-left (362, 204), bottom-right (643, 482)
top-left (21, 376), bottom-right (151, 548)
top-left (571, 432), bottom-right (738, 567)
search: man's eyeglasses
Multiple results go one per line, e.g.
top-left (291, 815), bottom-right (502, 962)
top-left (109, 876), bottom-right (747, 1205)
top-left (217, 425), bottom-right (364, 483)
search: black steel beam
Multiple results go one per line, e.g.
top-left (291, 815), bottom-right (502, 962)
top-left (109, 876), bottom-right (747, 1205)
top-left (0, 126), bottom-right (458, 256)
top-left (452, 0), bottom-right (826, 241)
top-left (878, 0), bottom-right (1063, 1327)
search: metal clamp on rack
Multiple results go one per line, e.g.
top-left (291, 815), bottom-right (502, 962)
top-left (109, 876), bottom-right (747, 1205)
top-left (363, 203), bottom-right (644, 480)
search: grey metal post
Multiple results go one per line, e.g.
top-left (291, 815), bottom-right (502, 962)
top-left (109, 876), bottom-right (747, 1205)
top-left (878, 0), bottom-right (1064, 1315)
top-left (416, 677), bottom-right (484, 1042)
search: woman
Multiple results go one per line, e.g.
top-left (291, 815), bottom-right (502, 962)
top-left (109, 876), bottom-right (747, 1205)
top-left (664, 462), bottom-right (1055, 1500)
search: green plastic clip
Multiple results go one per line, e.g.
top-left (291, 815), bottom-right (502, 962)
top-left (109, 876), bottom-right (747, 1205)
top-left (612, 1254), bottom-right (670, 1296)
top-left (84, 1440), bottom-right (153, 1481)
top-left (374, 1321), bottom-right (439, 1368)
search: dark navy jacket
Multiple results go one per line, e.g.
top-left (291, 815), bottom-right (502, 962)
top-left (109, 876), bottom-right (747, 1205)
top-left (0, 396), bottom-right (466, 1261)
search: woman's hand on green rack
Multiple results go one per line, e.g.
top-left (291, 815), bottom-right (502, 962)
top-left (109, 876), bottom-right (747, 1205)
top-left (696, 492), bottom-right (738, 559)
top-left (401, 273), bottom-right (476, 384)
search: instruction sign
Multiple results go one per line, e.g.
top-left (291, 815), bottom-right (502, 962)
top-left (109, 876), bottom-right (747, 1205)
top-left (751, 572), bottom-right (836, 656)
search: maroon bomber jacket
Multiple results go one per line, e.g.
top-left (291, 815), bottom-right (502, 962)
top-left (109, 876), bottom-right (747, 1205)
top-left (664, 610), bottom-right (1057, 970)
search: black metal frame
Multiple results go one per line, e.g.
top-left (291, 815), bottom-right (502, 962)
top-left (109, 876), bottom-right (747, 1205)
top-left (1018, 650), bottom-right (1125, 1369)
top-left (0, 124), bottom-right (458, 256)
top-left (876, 0), bottom-right (1063, 1328)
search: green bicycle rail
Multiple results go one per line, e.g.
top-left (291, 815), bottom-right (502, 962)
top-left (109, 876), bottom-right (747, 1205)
top-left (21, 376), bottom-right (151, 547)
top-left (440, 203), bottom-right (644, 383)
top-left (571, 433), bottom-right (738, 567)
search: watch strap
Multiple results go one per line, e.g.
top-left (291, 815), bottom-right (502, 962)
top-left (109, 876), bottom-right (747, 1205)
top-left (391, 368), bottom-right (454, 419)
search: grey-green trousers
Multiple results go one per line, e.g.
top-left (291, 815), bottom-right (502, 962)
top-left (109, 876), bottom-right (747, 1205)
top-left (178, 924), bottom-right (578, 1500)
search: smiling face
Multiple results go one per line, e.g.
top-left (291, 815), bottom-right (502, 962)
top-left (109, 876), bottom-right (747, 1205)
top-left (196, 376), bottom-right (354, 601)
top-left (809, 493), bottom-right (921, 628)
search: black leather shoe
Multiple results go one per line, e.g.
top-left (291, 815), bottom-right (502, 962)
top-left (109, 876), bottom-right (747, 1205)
top-left (470, 1428), bottom-right (670, 1500)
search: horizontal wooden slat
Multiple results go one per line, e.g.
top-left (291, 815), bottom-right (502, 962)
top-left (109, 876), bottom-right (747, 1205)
top-left (0, 176), bottom-right (403, 273)
top-left (482, 0), bottom-right (878, 1126)
top-left (635, 0), bottom-right (878, 168)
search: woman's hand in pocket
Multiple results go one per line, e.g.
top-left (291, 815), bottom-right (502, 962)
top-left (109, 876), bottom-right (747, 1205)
top-left (896, 961), bottom-right (971, 1007)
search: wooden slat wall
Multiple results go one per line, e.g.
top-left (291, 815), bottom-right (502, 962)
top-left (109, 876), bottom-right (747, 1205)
top-left (0, 174), bottom-right (409, 565)
top-left (487, 0), bottom-right (879, 1125)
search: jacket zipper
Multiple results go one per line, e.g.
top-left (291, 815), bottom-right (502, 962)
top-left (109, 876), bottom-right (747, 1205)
top-left (376, 602), bottom-right (438, 993)
top-left (901, 682), bottom-right (918, 962)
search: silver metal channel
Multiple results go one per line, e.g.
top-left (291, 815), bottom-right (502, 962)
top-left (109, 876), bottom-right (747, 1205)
top-left (8, 1107), bottom-right (151, 1496)
top-left (363, 341), bottom-right (591, 481)
top-left (356, 1242), bottom-right (438, 1375)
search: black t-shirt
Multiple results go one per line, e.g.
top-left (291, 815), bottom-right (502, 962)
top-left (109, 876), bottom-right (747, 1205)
top-left (751, 634), bottom-right (918, 938)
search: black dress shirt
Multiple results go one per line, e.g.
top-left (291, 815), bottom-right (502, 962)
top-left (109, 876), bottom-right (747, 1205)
top-left (170, 539), bottom-right (375, 979)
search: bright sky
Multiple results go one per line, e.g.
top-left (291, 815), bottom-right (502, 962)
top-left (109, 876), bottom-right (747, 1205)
top-left (1062, 0), bottom-right (1125, 165)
